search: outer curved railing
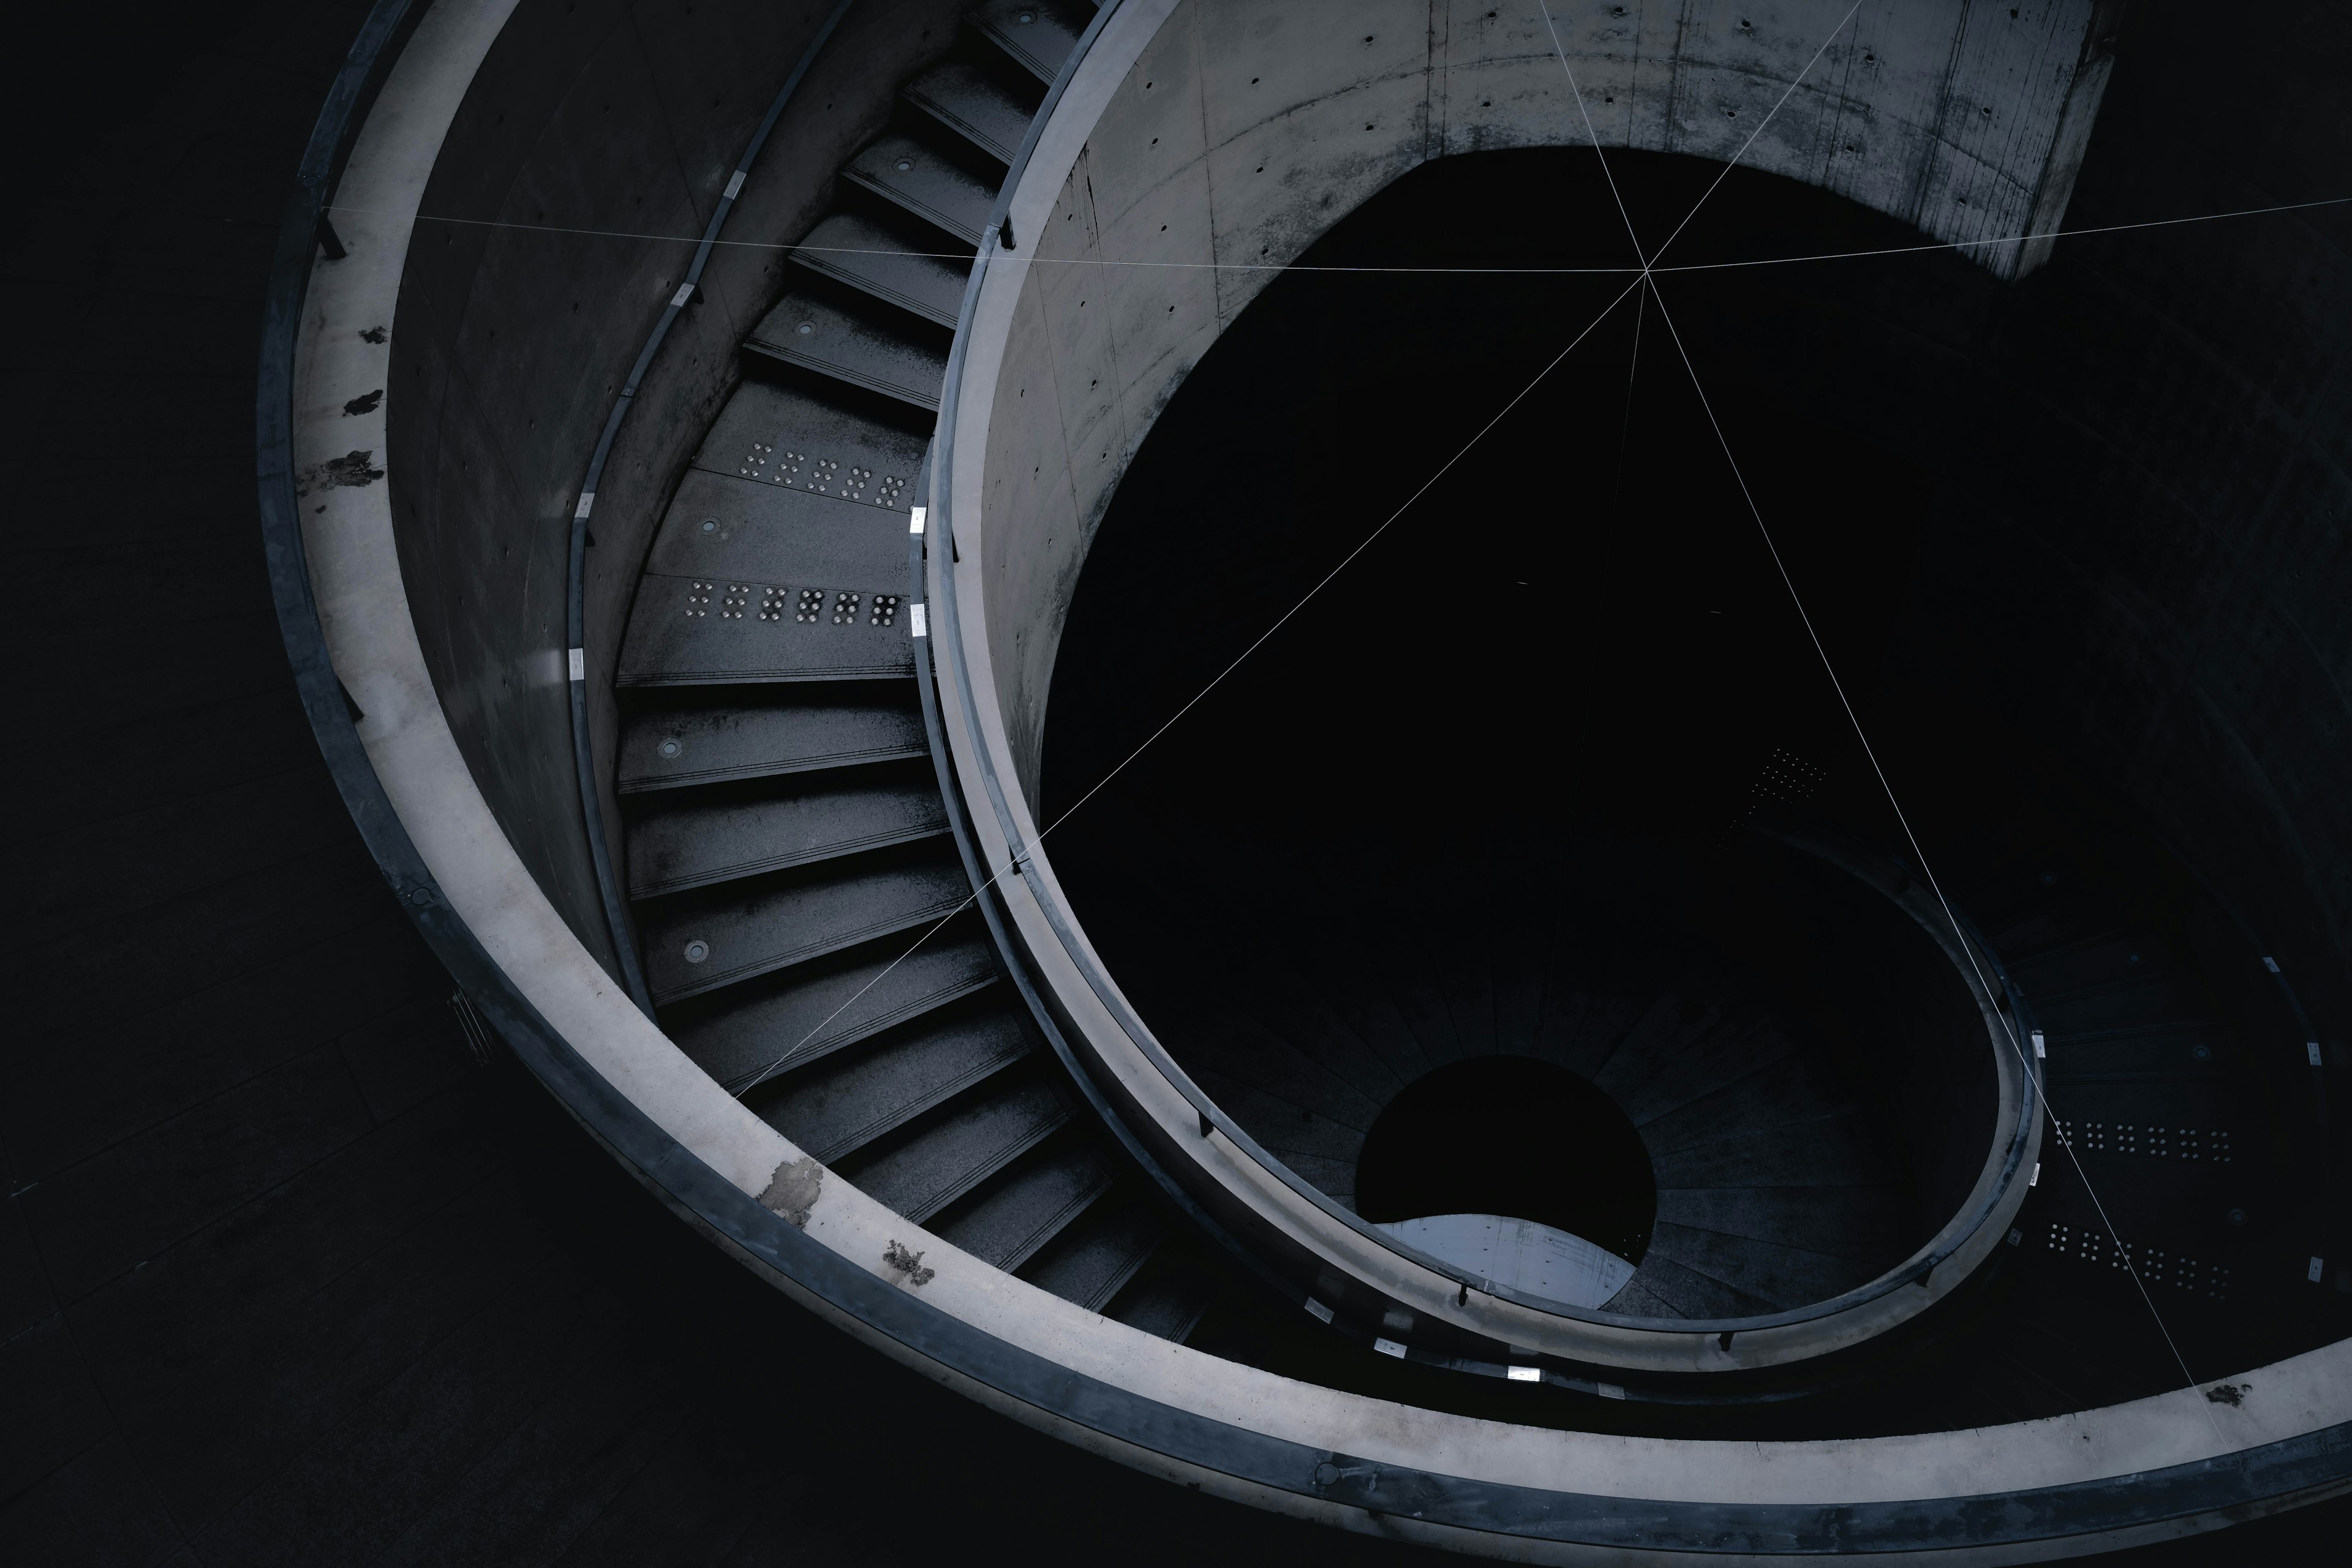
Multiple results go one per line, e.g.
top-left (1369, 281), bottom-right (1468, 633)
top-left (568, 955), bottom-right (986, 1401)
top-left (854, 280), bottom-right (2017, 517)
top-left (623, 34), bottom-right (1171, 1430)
top-left (261, 0), bottom-right (2352, 1556)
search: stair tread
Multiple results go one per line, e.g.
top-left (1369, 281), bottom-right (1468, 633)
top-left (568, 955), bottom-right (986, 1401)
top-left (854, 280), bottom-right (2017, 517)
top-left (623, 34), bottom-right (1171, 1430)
top-left (1109, 1262), bottom-right (1211, 1344)
top-left (753, 1005), bottom-right (1031, 1164)
top-left (648, 470), bottom-right (912, 587)
top-left (840, 1071), bottom-right (1069, 1221)
top-left (638, 845), bottom-right (969, 1002)
top-left (793, 209), bottom-right (970, 326)
top-left (1634, 1052), bottom-right (1864, 1152)
top-left (1610, 1010), bottom-right (1799, 1131)
top-left (1642, 1219), bottom-right (1890, 1310)
top-left (1646, 1109), bottom-right (1891, 1188)
top-left (691, 377), bottom-right (928, 494)
top-left (1652, 1186), bottom-right (1913, 1264)
top-left (1022, 1196), bottom-right (1166, 1311)
top-left (937, 1137), bottom-right (1113, 1270)
top-left (841, 130), bottom-right (998, 245)
top-left (626, 774), bottom-right (948, 897)
top-left (1597, 1275), bottom-right (1684, 1317)
top-left (966, 0), bottom-right (1088, 83)
top-left (745, 288), bottom-right (948, 410)
top-left (902, 56), bottom-right (1038, 163)
top-left (668, 925), bottom-right (1000, 1091)
top-left (1618, 1252), bottom-right (1783, 1321)
top-left (618, 570), bottom-right (913, 687)
top-left (619, 698), bottom-right (926, 793)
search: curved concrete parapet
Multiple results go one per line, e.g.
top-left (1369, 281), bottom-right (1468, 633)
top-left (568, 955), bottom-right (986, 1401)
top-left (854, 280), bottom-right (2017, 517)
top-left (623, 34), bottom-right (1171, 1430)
top-left (263, 0), bottom-right (2352, 1558)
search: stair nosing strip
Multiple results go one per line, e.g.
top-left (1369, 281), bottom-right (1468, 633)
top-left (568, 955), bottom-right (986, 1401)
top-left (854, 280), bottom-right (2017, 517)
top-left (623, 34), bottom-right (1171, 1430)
top-left (898, 1106), bottom-right (1072, 1224)
top-left (619, 660), bottom-right (916, 688)
top-left (1074, 1230), bottom-right (1161, 1313)
top-left (801, 1035), bottom-right (1035, 1164)
top-left (790, 250), bottom-right (963, 327)
top-left (628, 820), bottom-right (951, 898)
top-left (741, 337), bottom-right (943, 410)
top-left (992, 1172), bottom-right (1116, 1273)
top-left (619, 743), bottom-right (931, 793)
top-left (838, 166), bottom-right (987, 245)
top-left (901, 86), bottom-right (1020, 163)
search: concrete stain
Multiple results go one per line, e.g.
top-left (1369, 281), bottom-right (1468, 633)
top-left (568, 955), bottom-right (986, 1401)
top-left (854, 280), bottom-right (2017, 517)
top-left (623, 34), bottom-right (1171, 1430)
top-left (295, 450), bottom-right (386, 496)
top-left (883, 1239), bottom-right (935, 1287)
top-left (342, 389), bottom-right (383, 415)
top-left (758, 1155), bottom-right (821, 1227)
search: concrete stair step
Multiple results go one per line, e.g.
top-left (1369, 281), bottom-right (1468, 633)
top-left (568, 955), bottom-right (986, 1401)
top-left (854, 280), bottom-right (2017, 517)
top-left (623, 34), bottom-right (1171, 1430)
top-left (666, 921), bottom-right (1000, 1093)
top-left (637, 843), bottom-right (968, 1002)
top-left (937, 1136), bottom-right (1114, 1271)
top-left (840, 1069), bottom-right (1071, 1222)
top-left (840, 129), bottom-right (998, 244)
top-left (791, 208), bottom-right (969, 326)
top-left (625, 770), bottom-right (947, 897)
top-left (618, 695), bottom-right (927, 794)
top-left (752, 1003), bottom-right (1031, 1164)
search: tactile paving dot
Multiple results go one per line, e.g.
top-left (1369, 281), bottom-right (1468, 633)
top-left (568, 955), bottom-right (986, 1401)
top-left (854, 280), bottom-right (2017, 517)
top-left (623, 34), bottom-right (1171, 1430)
top-left (720, 584), bottom-right (750, 620)
top-left (2045, 1223), bottom-right (2230, 1298)
top-left (758, 587), bottom-right (786, 623)
top-left (796, 589), bottom-right (824, 624)
top-left (870, 594), bottom-right (901, 627)
top-left (831, 590), bottom-right (862, 625)
top-left (684, 581), bottom-right (714, 618)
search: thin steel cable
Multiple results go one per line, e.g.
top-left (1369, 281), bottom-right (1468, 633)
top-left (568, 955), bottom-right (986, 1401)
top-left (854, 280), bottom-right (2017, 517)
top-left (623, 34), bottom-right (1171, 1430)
top-left (1537, 0), bottom-right (1651, 268)
top-left (1654, 195), bottom-right (2352, 272)
top-left (1542, 0), bottom-right (2221, 1417)
top-left (673, 24), bottom-right (2286, 1394)
top-left (326, 194), bottom-right (2352, 277)
top-left (1643, 0), bottom-right (1865, 269)
top-left (1608, 275), bottom-right (1650, 524)
top-left (1640, 277), bottom-right (2220, 1417)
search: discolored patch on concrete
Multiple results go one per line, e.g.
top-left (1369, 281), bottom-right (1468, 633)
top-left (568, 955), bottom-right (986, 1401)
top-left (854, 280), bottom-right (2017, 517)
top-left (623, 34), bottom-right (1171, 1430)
top-left (758, 1155), bottom-right (822, 1227)
top-left (883, 1239), bottom-right (935, 1287)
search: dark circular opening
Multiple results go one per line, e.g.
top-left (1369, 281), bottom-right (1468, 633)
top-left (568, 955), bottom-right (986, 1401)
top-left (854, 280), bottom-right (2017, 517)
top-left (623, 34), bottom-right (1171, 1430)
top-left (1355, 1057), bottom-right (1656, 1264)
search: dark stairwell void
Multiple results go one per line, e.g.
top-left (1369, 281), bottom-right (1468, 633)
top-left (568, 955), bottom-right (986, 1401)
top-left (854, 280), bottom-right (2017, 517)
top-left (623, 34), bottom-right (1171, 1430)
top-left (1041, 140), bottom-right (2345, 1395)
top-left (1041, 150), bottom-right (2008, 1325)
top-left (1354, 1057), bottom-right (1657, 1308)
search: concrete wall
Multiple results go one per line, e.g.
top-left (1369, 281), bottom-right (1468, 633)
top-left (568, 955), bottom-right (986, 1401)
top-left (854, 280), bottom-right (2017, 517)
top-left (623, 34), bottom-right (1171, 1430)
top-left (386, 0), bottom-right (970, 959)
top-left (975, 0), bottom-right (2108, 803)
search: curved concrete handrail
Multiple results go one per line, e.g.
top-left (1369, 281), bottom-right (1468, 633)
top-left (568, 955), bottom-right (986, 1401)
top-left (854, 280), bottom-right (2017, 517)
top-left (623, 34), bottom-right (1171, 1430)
top-left (262, 0), bottom-right (2352, 1558)
top-left (929, 0), bottom-right (2046, 1372)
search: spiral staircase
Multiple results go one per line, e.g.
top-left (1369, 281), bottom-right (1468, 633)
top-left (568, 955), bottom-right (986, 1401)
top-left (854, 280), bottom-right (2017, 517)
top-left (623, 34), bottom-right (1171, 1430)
top-left (232, 0), bottom-right (2352, 1560)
